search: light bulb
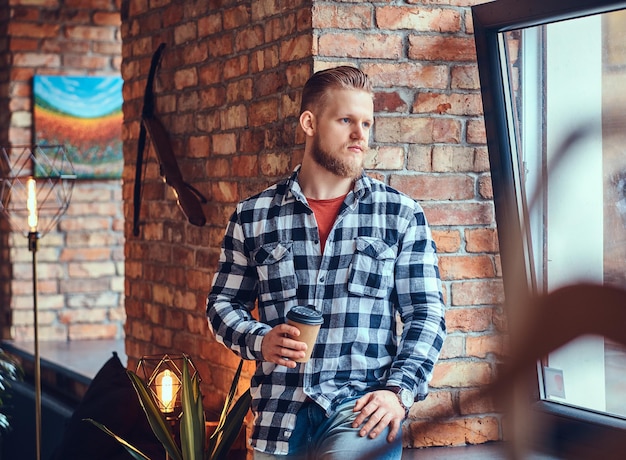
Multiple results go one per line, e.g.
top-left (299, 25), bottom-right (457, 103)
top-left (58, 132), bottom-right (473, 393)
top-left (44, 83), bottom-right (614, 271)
top-left (26, 177), bottom-right (38, 232)
top-left (158, 369), bottom-right (176, 413)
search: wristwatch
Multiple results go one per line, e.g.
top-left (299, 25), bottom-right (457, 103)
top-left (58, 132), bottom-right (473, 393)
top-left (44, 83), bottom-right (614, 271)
top-left (387, 386), bottom-right (414, 416)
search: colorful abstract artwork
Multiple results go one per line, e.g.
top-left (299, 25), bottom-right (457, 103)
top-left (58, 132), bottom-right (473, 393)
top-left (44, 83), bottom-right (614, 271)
top-left (33, 75), bottom-right (124, 179)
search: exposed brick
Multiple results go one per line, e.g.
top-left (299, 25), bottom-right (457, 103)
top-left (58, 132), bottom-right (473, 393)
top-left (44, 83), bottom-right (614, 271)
top-left (280, 34), bottom-right (313, 61)
top-left (59, 247), bottom-right (112, 262)
top-left (431, 361), bottom-right (493, 387)
top-left (197, 13), bottom-right (222, 37)
top-left (224, 55), bottom-right (249, 79)
top-left (451, 64), bottom-right (480, 90)
top-left (93, 11), bottom-right (122, 27)
top-left (12, 52), bottom-right (61, 67)
top-left (445, 306), bottom-right (494, 333)
top-left (235, 25), bottom-right (264, 52)
top-left (466, 333), bottom-right (508, 359)
top-left (467, 118), bottom-right (486, 144)
top-left (249, 98), bottom-right (279, 126)
top-left (375, 117), bottom-right (461, 144)
top-left (376, 6), bottom-right (462, 33)
top-left (69, 323), bottom-right (120, 340)
top-left (260, 152), bottom-right (292, 177)
top-left (411, 390), bottom-right (455, 419)
top-left (212, 133), bottom-right (237, 155)
top-left (478, 174), bottom-right (493, 199)
top-left (465, 227), bottom-right (499, 253)
top-left (439, 254), bottom-right (496, 280)
top-left (65, 25), bottom-right (116, 41)
top-left (375, 91), bottom-right (409, 113)
top-left (421, 202), bottom-right (494, 226)
top-left (220, 104), bottom-right (248, 130)
top-left (265, 14), bottom-right (297, 42)
top-left (459, 388), bottom-right (499, 416)
top-left (318, 32), bottom-right (403, 59)
top-left (432, 229), bottom-right (461, 253)
top-left (363, 62), bottom-right (448, 89)
top-left (365, 146), bottom-right (405, 170)
top-left (254, 70), bottom-right (286, 98)
top-left (406, 416), bottom-right (500, 448)
top-left (9, 22), bottom-right (59, 38)
top-left (223, 4), bottom-right (250, 30)
top-left (414, 91), bottom-right (483, 116)
top-left (450, 280), bottom-right (504, 306)
top-left (439, 334), bottom-right (464, 359)
top-left (227, 78), bottom-right (253, 102)
top-left (390, 174), bottom-right (475, 201)
top-left (409, 35), bottom-right (477, 62)
top-left (431, 145), bottom-right (474, 172)
top-left (251, 46), bottom-right (280, 73)
top-left (174, 67), bottom-right (198, 90)
top-left (232, 155), bottom-right (259, 177)
top-left (407, 145), bottom-right (433, 172)
top-left (211, 181), bottom-right (239, 203)
top-left (312, 4), bottom-right (372, 29)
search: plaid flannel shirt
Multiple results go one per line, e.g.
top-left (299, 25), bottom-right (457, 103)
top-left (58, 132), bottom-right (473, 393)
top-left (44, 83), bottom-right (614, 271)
top-left (207, 166), bottom-right (446, 455)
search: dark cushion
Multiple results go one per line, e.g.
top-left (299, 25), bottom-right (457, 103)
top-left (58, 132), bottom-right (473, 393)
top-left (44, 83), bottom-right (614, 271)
top-left (51, 351), bottom-right (165, 460)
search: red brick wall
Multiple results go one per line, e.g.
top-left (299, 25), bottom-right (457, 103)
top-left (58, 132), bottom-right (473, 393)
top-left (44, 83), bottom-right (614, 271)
top-left (0, 0), bottom-right (125, 341)
top-left (311, 0), bottom-right (504, 447)
top-left (1, 0), bottom-right (506, 451)
top-left (121, 0), bottom-right (505, 450)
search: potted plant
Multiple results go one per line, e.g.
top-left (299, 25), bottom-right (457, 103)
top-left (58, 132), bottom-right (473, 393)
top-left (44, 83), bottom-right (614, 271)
top-left (86, 357), bottom-right (251, 460)
top-left (0, 347), bottom-right (22, 460)
top-left (0, 348), bottom-right (22, 435)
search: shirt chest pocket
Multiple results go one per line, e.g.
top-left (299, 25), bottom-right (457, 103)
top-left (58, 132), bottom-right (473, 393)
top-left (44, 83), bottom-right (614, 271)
top-left (252, 242), bottom-right (298, 303)
top-left (348, 237), bottom-right (397, 299)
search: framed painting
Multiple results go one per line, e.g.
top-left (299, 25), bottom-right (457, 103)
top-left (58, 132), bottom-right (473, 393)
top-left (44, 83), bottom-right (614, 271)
top-left (33, 75), bottom-right (124, 179)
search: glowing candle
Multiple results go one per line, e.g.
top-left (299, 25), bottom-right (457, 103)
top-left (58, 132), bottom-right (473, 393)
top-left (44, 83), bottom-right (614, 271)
top-left (27, 177), bottom-right (38, 232)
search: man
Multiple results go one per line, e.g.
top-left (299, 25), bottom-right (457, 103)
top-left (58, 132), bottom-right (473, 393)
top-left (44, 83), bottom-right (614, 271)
top-left (207, 66), bottom-right (446, 460)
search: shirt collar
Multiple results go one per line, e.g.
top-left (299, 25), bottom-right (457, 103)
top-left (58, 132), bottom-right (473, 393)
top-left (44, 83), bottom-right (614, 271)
top-left (286, 165), bottom-right (371, 204)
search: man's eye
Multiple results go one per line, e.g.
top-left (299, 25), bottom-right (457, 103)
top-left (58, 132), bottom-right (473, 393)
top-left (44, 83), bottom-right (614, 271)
top-left (363, 122), bottom-right (371, 129)
top-left (341, 118), bottom-right (351, 123)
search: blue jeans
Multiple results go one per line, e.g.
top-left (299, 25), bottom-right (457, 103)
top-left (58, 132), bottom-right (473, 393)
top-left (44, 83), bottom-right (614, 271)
top-left (254, 397), bottom-right (403, 460)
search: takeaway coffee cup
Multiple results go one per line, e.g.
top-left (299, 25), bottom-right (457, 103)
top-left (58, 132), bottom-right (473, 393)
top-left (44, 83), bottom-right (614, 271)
top-left (286, 306), bottom-right (324, 363)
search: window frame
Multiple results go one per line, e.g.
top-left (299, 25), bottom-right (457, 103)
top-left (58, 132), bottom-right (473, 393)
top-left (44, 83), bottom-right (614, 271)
top-left (472, 0), bottom-right (626, 455)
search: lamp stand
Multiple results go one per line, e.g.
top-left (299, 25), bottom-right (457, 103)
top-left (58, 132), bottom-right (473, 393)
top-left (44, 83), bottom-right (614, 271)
top-left (28, 230), bottom-right (41, 460)
top-left (0, 145), bottom-right (75, 460)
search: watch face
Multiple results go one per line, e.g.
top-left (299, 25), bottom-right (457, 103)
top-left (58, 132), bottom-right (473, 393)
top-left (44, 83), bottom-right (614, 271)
top-left (399, 389), bottom-right (414, 408)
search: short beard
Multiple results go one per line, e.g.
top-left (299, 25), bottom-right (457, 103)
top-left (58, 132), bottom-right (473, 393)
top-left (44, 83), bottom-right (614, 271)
top-left (310, 135), bottom-right (363, 179)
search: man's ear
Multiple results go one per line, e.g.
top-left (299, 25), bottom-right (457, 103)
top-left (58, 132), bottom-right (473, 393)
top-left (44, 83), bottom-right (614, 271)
top-left (299, 110), bottom-right (316, 136)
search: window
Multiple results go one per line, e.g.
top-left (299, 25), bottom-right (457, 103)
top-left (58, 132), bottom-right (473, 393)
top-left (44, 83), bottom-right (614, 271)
top-left (473, 0), bottom-right (626, 455)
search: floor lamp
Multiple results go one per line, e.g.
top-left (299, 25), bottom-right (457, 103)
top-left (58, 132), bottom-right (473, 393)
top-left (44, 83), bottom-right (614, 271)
top-left (0, 144), bottom-right (75, 460)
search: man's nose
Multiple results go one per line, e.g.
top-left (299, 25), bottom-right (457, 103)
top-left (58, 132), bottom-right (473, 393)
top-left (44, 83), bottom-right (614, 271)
top-left (352, 124), bottom-right (366, 140)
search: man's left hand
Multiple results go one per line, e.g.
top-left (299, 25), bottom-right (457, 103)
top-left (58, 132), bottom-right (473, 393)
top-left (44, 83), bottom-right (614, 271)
top-left (352, 390), bottom-right (405, 443)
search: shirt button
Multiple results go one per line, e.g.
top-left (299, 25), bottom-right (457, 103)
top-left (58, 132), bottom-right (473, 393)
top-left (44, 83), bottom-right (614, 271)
top-left (319, 277), bottom-right (324, 283)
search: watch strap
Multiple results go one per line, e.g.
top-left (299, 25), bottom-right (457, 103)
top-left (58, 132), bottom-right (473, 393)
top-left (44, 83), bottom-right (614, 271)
top-left (386, 386), bottom-right (413, 415)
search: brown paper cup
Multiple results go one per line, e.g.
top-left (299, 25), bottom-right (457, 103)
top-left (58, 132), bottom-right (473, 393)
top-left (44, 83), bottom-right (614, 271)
top-left (286, 306), bottom-right (324, 363)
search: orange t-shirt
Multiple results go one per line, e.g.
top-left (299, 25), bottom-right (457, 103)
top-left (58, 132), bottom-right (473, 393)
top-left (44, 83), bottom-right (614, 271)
top-left (307, 194), bottom-right (347, 252)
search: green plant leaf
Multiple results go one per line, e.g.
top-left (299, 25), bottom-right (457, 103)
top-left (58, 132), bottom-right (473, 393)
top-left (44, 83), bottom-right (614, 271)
top-left (207, 358), bottom-right (241, 454)
top-left (126, 370), bottom-right (183, 460)
top-left (210, 388), bottom-right (251, 460)
top-left (83, 418), bottom-right (151, 460)
top-left (213, 359), bottom-right (244, 435)
top-left (180, 359), bottom-right (204, 460)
